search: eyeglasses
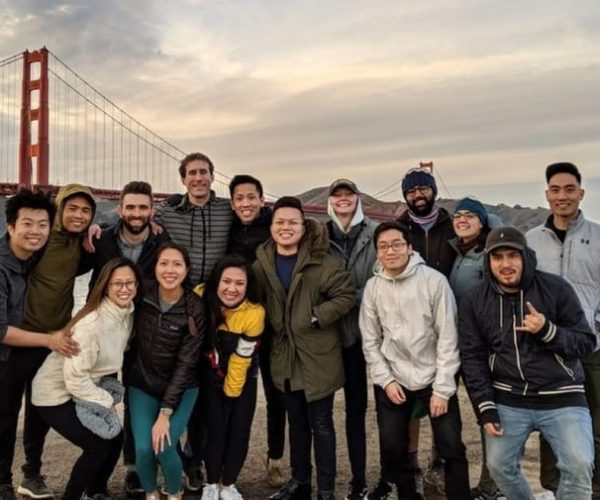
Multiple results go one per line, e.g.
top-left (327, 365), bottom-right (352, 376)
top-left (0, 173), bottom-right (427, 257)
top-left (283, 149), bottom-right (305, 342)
top-left (376, 241), bottom-right (408, 252)
top-left (109, 280), bottom-right (138, 291)
top-left (405, 186), bottom-right (432, 197)
top-left (452, 211), bottom-right (478, 221)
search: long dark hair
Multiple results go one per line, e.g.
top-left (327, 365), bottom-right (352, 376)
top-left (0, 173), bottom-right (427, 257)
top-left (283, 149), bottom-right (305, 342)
top-left (67, 257), bottom-right (143, 332)
top-left (203, 254), bottom-right (260, 348)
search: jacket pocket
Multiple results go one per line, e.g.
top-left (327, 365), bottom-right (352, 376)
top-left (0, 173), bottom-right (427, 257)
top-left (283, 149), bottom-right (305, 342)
top-left (554, 354), bottom-right (575, 380)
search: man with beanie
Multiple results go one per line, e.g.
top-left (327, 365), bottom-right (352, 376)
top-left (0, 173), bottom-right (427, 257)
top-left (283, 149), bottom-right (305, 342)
top-left (327, 179), bottom-right (378, 500)
top-left (459, 226), bottom-right (595, 499)
top-left (526, 162), bottom-right (600, 499)
top-left (254, 196), bottom-right (355, 500)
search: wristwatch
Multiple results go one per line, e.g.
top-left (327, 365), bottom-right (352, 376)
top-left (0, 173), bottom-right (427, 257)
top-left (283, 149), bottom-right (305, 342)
top-left (160, 407), bottom-right (173, 417)
top-left (310, 313), bottom-right (320, 330)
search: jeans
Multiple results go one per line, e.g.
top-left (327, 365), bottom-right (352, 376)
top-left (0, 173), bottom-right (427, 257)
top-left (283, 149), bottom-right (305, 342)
top-left (373, 385), bottom-right (470, 499)
top-left (486, 404), bottom-right (593, 500)
top-left (283, 387), bottom-right (336, 493)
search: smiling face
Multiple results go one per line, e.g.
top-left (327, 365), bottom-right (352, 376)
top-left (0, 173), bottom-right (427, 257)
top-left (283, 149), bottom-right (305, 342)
top-left (7, 208), bottom-right (51, 260)
top-left (231, 183), bottom-right (264, 225)
top-left (106, 265), bottom-right (138, 308)
top-left (271, 207), bottom-right (305, 255)
top-left (217, 266), bottom-right (248, 308)
top-left (546, 172), bottom-right (584, 223)
top-left (405, 186), bottom-right (435, 216)
top-left (119, 193), bottom-right (154, 235)
top-left (181, 159), bottom-right (214, 205)
top-left (61, 195), bottom-right (93, 233)
top-left (489, 248), bottom-right (523, 292)
top-left (452, 211), bottom-right (483, 243)
top-left (155, 247), bottom-right (189, 292)
top-left (329, 187), bottom-right (358, 219)
top-left (376, 228), bottom-right (412, 277)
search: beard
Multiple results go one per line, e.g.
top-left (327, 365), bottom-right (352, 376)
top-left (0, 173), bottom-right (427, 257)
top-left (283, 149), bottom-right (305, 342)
top-left (122, 217), bottom-right (150, 235)
top-left (407, 196), bottom-right (435, 216)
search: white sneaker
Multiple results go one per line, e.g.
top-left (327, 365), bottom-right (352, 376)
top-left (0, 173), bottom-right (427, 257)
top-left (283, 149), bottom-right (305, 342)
top-left (201, 483), bottom-right (220, 500)
top-left (534, 491), bottom-right (556, 500)
top-left (219, 484), bottom-right (243, 500)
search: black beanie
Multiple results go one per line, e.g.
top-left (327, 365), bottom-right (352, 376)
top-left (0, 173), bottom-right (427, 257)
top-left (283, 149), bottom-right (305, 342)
top-left (273, 196), bottom-right (305, 217)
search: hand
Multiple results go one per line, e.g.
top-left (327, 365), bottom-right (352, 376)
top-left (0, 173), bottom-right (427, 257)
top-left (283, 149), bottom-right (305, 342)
top-left (429, 394), bottom-right (448, 418)
top-left (84, 224), bottom-right (102, 253)
top-left (152, 414), bottom-right (172, 454)
top-left (515, 301), bottom-right (546, 335)
top-left (384, 381), bottom-right (406, 405)
top-left (47, 329), bottom-right (80, 357)
top-left (484, 422), bottom-right (504, 437)
top-left (150, 220), bottom-right (164, 236)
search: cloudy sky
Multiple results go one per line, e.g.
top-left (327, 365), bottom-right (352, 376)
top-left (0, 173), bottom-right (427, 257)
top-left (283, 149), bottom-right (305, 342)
top-left (2, 0), bottom-right (599, 219)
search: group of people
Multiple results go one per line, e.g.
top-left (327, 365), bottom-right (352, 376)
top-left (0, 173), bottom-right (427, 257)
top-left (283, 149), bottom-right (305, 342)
top-left (0, 154), bottom-right (597, 500)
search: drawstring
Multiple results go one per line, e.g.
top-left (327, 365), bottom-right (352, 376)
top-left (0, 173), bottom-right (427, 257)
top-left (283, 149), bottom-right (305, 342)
top-left (190, 207), bottom-right (196, 248)
top-left (499, 295), bottom-right (504, 329)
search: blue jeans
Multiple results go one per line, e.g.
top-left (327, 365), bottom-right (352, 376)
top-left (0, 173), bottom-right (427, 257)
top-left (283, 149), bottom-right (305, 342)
top-left (486, 404), bottom-right (593, 500)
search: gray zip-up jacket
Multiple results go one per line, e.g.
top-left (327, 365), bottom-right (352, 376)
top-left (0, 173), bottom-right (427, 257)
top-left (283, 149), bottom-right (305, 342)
top-left (526, 212), bottom-right (600, 344)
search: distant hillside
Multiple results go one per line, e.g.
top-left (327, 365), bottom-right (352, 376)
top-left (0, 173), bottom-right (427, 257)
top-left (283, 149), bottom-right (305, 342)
top-left (296, 187), bottom-right (549, 232)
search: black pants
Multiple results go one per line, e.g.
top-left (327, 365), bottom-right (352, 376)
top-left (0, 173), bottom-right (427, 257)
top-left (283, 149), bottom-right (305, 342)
top-left (342, 342), bottom-right (367, 482)
top-left (121, 352), bottom-right (135, 467)
top-left (0, 348), bottom-right (51, 486)
top-left (374, 385), bottom-right (470, 500)
top-left (284, 386), bottom-right (336, 493)
top-left (259, 345), bottom-right (287, 460)
top-left (37, 401), bottom-right (123, 500)
top-left (205, 378), bottom-right (257, 486)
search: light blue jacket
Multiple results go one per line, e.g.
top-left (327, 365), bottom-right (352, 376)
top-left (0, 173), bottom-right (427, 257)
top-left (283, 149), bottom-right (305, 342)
top-left (526, 212), bottom-right (600, 345)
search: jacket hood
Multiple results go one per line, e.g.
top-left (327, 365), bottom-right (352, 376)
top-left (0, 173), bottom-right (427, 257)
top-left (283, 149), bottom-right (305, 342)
top-left (300, 218), bottom-right (329, 254)
top-left (373, 250), bottom-right (425, 281)
top-left (484, 244), bottom-right (537, 294)
top-left (54, 184), bottom-right (96, 232)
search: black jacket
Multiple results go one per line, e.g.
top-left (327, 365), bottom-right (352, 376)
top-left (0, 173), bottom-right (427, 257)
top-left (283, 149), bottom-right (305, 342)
top-left (86, 221), bottom-right (171, 292)
top-left (227, 207), bottom-right (272, 263)
top-left (397, 208), bottom-right (456, 277)
top-left (128, 283), bottom-right (206, 409)
top-left (459, 246), bottom-right (595, 425)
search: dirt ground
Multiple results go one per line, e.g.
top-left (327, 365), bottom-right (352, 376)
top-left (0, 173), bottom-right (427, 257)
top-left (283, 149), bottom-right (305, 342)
top-left (12, 383), bottom-right (546, 500)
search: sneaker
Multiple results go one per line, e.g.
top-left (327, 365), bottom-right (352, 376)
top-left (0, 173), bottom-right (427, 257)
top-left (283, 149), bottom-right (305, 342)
top-left (344, 479), bottom-right (367, 500)
top-left (0, 485), bottom-right (16, 500)
top-left (124, 471), bottom-right (144, 497)
top-left (265, 457), bottom-right (285, 488)
top-left (201, 484), bottom-right (220, 500)
top-left (534, 492), bottom-right (556, 500)
top-left (17, 476), bottom-right (54, 499)
top-left (471, 486), bottom-right (507, 500)
top-left (184, 467), bottom-right (203, 492)
top-left (366, 480), bottom-right (392, 500)
top-left (219, 484), bottom-right (243, 500)
top-left (423, 465), bottom-right (445, 496)
top-left (269, 479), bottom-right (311, 500)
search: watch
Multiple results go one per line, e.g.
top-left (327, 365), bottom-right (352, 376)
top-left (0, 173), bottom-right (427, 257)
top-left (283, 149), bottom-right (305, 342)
top-left (160, 407), bottom-right (173, 417)
top-left (310, 314), bottom-right (320, 330)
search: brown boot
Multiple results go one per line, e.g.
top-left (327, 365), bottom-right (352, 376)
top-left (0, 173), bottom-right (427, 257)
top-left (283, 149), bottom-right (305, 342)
top-left (266, 456), bottom-right (285, 487)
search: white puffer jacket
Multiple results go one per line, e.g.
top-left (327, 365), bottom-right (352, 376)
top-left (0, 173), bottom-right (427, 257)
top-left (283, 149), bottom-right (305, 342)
top-left (359, 252), bottom-right (460, 399)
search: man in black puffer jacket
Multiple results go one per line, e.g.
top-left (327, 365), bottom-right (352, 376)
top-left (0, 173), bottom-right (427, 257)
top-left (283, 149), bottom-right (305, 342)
top-left (459, 226), bottom-right (595, 499)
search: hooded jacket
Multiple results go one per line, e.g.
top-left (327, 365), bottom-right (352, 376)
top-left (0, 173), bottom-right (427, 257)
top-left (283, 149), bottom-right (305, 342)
top-left (155, 191), bottom-right (233, 285)
top-left (459, 245), bottom-right (596, 425)
top-left (360, 252), bottom-right (460, 399)
top-left (253, 218), bottom-right (355, 402)
top-left (227, 207), bottom-right (272, 263)
top-left (23, 184), bottom-right (96, 332)
top-left (526, 212), bottom-right (600, 343)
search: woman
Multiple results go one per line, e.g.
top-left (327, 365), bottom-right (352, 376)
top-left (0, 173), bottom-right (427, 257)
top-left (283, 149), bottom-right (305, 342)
top-left (127, 242), bottom-right (205, 500)
top-left (199, 254), bottom-right (265, 500)
top-left (449, 197), bottom-right (504, 500)
top-left (32, 257), bottom-right (142, 500)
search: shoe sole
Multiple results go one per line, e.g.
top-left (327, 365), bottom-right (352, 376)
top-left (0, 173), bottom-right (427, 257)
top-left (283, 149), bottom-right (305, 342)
top-left (184, 479), bottom-right (201, 492)
top-left (15, 486), bottom-right (54, 499)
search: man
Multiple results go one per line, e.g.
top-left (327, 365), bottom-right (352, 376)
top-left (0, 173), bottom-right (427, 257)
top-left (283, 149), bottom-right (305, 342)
top-left (526, 162), bottom-right (600, 498)
top-left (326, 179), bottom-right (377, 500)
top-left (254, 197), bottom-right (355, 500)
top-left (459, 226), bottom-right (596, 499)
top-left (390, 167), bottom-right (456, 498)
top-left (87, 180), bottom-right (169, 496)
top-left (360, 221), bottom-right (469, 500)
top-left (0, 188), bottom-right (82, 500)
top-left (155, 153), bottom-right (233, 490)
top-left (155, 152), bottom-right (233, 285)
top-left (226, 175), bottom-right (287, 488)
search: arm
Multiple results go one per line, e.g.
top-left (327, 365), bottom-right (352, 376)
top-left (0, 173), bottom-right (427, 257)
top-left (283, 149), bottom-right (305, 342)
top-left (313, 258), bottom-right (356, 327)
top-left (359, 280), bottom-right (395, 389)
top-left (224, 305), bottom-right (265, 397)
top-left (2, 326), bottom-right (79, 357)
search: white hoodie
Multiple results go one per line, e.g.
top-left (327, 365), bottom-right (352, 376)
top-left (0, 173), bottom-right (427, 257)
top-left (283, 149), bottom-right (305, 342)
top-left (359, 252), bottom-right (460, 399)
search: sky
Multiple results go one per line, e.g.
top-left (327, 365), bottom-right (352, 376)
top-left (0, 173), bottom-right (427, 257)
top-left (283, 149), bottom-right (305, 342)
top-left (1, 0), bottom-right (600, 219)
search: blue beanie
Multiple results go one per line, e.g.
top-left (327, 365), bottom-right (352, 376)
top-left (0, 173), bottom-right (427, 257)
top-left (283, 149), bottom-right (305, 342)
top-left (455, 197), bottom-right (488, 227)
top-left (401, 168), bottom-right (437, 198)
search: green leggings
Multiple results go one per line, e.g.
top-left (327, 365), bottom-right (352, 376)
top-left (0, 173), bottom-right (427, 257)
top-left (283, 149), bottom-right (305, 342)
top-left (128, 386), bottom-right (198, 494)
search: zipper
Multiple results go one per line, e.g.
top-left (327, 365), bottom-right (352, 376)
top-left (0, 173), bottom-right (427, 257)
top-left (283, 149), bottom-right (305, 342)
top-left (512, 314), bottom-right (527, 394)
top-left (488, 353), bottom-right (496, 372)
top-left (555, 354), bottom-right (575, 380)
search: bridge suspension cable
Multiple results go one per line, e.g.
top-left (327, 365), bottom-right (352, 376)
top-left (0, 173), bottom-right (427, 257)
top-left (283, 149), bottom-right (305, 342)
top-left (0, 53), bottom-right (22, 184)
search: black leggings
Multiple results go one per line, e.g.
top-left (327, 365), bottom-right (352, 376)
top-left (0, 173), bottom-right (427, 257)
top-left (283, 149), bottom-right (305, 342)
top-left (37, 401), bottom-right (123, 500)
top-left (204, 378), bottom-right (257, 486)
